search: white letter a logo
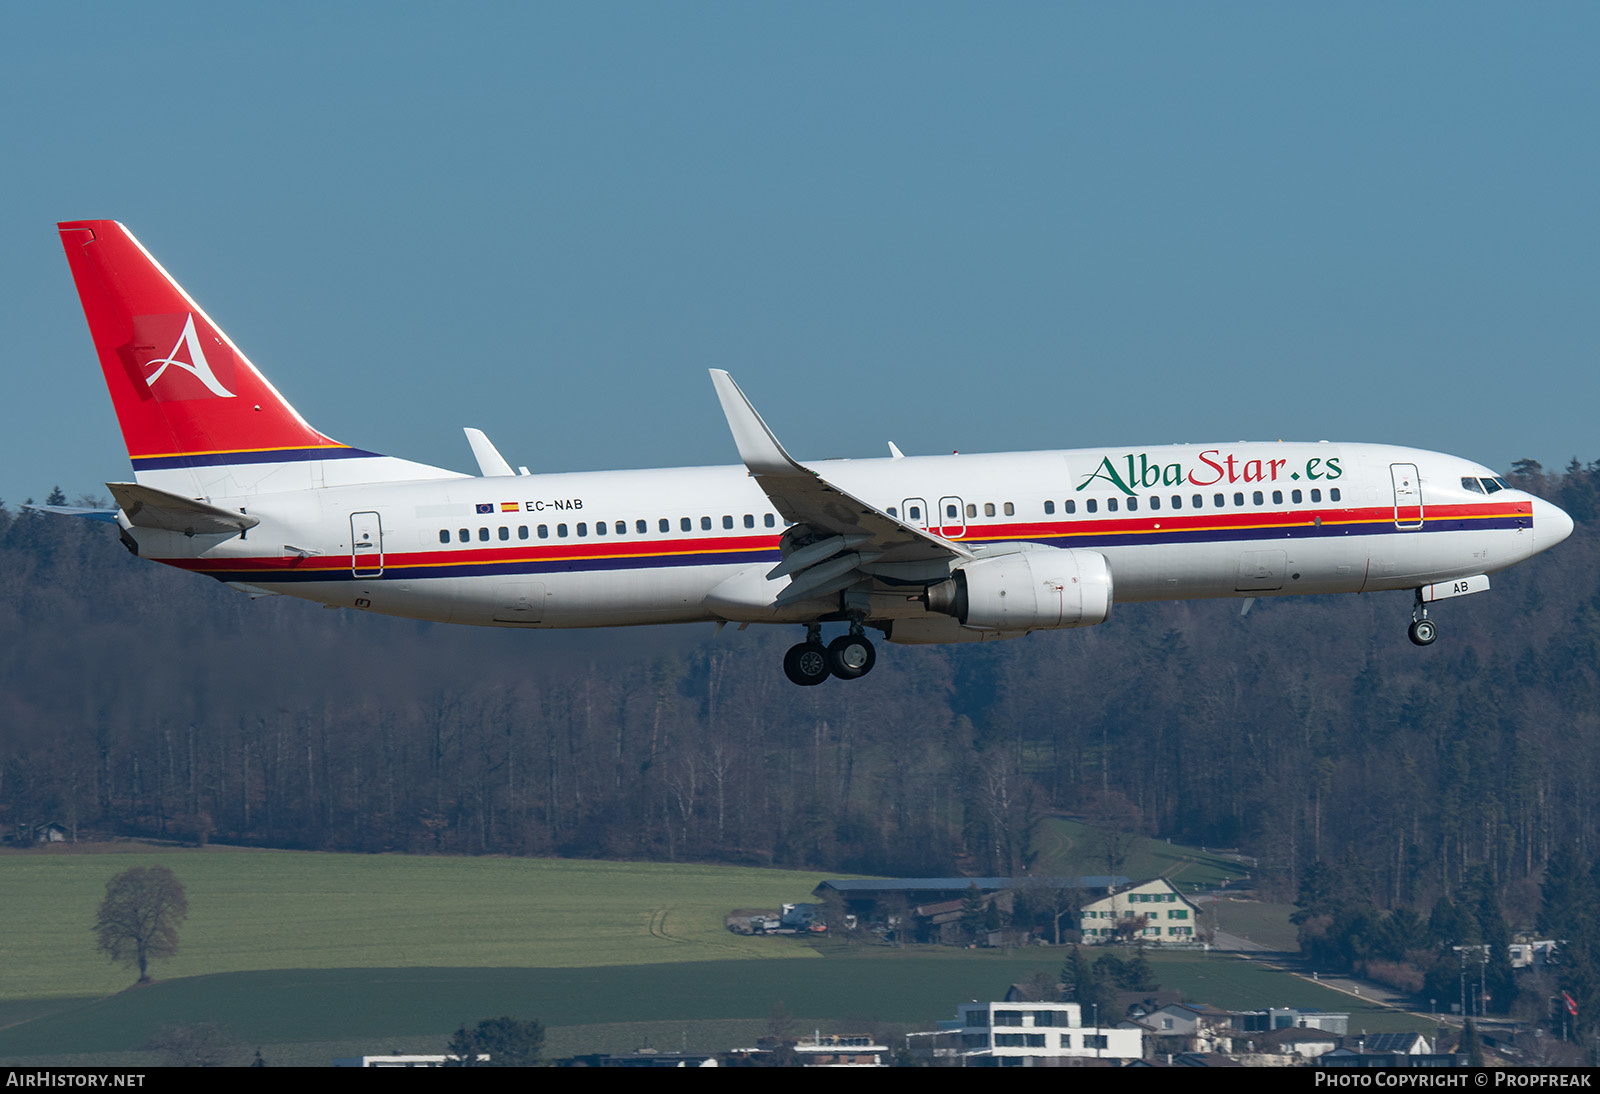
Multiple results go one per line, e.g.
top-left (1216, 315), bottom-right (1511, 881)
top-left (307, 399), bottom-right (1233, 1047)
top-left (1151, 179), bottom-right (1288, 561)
top-left (144, 314), bottom-right (237, 398)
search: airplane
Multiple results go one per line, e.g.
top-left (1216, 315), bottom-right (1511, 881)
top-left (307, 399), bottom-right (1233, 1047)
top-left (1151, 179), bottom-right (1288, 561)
top-left (43, 220), bottom-right (1574, 686)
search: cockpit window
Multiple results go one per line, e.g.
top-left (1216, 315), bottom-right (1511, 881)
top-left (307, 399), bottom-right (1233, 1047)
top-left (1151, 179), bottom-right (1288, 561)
top-left (1462, 477), bottom-right (1485, 494)
top-left (1481, 477), bottom-right (1503, 494)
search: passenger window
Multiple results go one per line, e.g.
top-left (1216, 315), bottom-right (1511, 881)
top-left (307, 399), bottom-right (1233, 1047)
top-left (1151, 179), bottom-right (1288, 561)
top-left (1330, 488), bottom-right (1341, 502)
top-left (969, 503), bottom-right (979, 518)
top-left (743, 514), bottom-right (754, 528)
top-left (1214, 494), bottom-right (1225, 507)
top-left (701, 516), bottom-right (712, 531)
top-left (1004, 502), bottom-right (1014, 516)
top-left (983, 503), bottom-right (995, 517)
top-left (499, 526), bottom-right (510, 541)
top-left (1149, 496), bottom-right (1160, 510)
top-left (478, 527), bottom-right (489, 541)
top-left (1272, 490), bottom-right (1282, 505)
top-left (1064, 500), bottom-right (1076, 514)
top-left (1233, 493), bottom-right (1245, 507)
top-left (458, 529), bottom-right (469, 542)
top-left (660, 518), bottom-right (670, 533)
top-left (616, 521), bottom-right (626, 535)
top-left (765, 514), bottom-right (776, 527)
top-left (887, 507), bottom-right (897, 517)
top-left (438, 530), bottom-right (449, 544)
top-left (722, 515), bottom-right (733, 530)
top-left (1193, 494), bottom-right (1203, 508)
top-left (1291, 489), bottom-right (1302, 504)
top-left (519, 526), bottom-right (529, 540)
top-left (1252, 491), bottom-right (1263, 505)
top-left (1171, 495), bottom-right (1182, 510)
top-left (577, 523), bottom-right (588, 537)
top-left (557, 523), bottom-right (568, 537)
top-left (538, 524), bottom-right (549, 538)
top-left (1310, 489), bottom-right (1321, 503)
top-left (1085, 499), bottom-right (1097, 513)
top-left (1107, 497), bottom-right (1119, 512)
top-left (1126, 497), bottom-right (1137, 512)
top-left (595, 521), bottom-right (607, 536)
top-left (1044, 500), bottom-right (1055, 515)
top-left (946, 504), bottom-right (959, 519)
top-left (681, 517), bottom-right (692, 532)
top-left (636, 520), bottom-right (647, 534)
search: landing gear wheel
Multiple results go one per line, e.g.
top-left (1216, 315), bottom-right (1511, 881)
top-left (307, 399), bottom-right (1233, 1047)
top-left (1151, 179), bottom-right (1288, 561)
top-left (1408, 619), bottom-right (1438, 646)
top-left (827, 634), bottom-right (876, 680)
top-left (784, 642), bottom-right (831, 686)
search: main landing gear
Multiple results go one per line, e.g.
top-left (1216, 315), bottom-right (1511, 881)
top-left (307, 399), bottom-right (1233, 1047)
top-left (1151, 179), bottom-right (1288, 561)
top-left (783, 622), bottom-right (877, 685)
top-left (1408, 590), bottom-right (1438, 647)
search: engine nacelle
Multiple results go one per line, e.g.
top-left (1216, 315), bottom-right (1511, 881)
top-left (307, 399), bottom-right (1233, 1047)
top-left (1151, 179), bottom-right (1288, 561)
top-left (924, 547), bottom-right (1113, 631)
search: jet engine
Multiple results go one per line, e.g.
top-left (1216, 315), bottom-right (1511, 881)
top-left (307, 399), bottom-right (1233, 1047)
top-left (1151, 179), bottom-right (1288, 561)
top-left (923, 547), bottom-right (1113, 631)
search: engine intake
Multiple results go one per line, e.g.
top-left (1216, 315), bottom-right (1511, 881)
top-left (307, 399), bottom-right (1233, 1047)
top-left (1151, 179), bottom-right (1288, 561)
top-left (924, 547), bottom-right (1113, 630)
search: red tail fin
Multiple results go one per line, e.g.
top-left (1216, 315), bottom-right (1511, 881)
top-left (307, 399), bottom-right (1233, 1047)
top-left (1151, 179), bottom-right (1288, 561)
top-left (57, 220), bottom-right (351, 476)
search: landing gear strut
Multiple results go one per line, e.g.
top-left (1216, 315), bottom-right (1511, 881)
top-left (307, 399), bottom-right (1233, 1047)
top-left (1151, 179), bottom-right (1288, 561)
top-left (1408, 590), bottom-right (1437, 647)
top-left (783, 622), bottom-right (877, 684)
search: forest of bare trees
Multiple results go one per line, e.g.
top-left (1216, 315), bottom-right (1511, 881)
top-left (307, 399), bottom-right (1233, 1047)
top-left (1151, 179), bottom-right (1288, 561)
top-left (4, 459), bottom-right (1599, 924)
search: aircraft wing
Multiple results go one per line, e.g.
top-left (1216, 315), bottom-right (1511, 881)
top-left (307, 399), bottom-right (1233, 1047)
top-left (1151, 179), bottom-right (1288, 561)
top-left (22, 503), bottom-right (121, 524)
top-left (710, 370), bottom-right (970, 604)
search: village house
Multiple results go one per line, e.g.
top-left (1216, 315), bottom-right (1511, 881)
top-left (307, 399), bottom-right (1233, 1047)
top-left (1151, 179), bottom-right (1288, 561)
top-left (1079, 878), bottom-right (1202, 943)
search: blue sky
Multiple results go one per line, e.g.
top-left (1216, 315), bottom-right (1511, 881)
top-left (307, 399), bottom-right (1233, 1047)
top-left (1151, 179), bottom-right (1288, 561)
top-left (3, 3), bottom-right (1596, 506)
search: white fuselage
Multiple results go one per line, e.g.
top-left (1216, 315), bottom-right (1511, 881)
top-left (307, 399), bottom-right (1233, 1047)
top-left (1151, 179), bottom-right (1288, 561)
top-left (128, 439), bottom-right (1561, 641)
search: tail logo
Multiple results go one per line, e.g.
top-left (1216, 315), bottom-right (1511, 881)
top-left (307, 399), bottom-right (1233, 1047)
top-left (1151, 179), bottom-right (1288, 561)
top-left (141, 313), bottom-right (237, 399)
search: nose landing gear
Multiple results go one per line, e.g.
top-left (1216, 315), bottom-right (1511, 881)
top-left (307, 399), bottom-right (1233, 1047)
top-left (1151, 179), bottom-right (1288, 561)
top-left (1408, 590), bottom-right (1438, 647)
top-left (783, 622), bottom-right (877, 684)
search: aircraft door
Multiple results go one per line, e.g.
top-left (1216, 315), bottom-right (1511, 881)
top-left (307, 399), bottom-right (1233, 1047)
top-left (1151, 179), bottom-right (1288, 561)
top-left (901, 498), bottom-right (928, 529)
top-left (350, 511), bottom-right (384, 577)
top-left (1391, 463), bottom-right (1423, 529)
top-left (938, 496), bottom-right (967, 539)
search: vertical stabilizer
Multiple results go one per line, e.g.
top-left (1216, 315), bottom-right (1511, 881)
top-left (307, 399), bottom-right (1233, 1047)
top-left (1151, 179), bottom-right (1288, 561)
top-left (57, 221), bottom-right (459, 498)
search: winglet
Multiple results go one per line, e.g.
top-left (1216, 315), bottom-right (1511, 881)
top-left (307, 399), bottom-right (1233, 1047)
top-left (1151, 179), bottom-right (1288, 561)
top-left (464, 427), bottom-right (515, 477)
top-left (709, 370), bottom-right (802, 476)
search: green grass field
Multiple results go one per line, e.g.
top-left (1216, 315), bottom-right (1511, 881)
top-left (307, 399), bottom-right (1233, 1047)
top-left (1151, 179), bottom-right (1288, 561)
top-left (1206, 895), bottom-right (1300, 950)
top-left (0, 842), bottom-right (1426, 1064)
top-left (0, 845), bottom-right (842, 1001)
top-left (0, 948), bottom-right (1430, 1065)
top-left (1030, 817), bottom-right (1251, 892)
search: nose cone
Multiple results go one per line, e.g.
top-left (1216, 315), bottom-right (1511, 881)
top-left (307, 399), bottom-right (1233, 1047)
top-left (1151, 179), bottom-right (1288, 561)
top-left (1534, 498), bottom-right (1575, 551)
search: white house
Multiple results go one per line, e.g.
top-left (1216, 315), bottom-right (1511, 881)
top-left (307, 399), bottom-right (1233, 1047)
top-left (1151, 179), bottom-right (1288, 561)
top-left (1080, 878), bottom-right (1201, 944)
top-left (910, 1002), bottom-right (1143, 1065)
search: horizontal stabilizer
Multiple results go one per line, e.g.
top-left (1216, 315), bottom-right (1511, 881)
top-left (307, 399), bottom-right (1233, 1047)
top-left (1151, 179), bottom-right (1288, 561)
top-left (107, 482), bottom-right (260, 536)
top-left (22, 504), bottom-right (121, 524)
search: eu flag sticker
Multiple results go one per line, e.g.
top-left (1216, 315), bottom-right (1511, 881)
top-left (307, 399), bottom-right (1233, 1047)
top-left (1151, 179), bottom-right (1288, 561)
top-left (476, 503), bottom-right (494, 514)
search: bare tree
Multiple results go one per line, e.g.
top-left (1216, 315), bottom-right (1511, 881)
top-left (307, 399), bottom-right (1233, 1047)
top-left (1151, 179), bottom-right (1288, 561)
top-left (94, 865), bottom-right (188, 982)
